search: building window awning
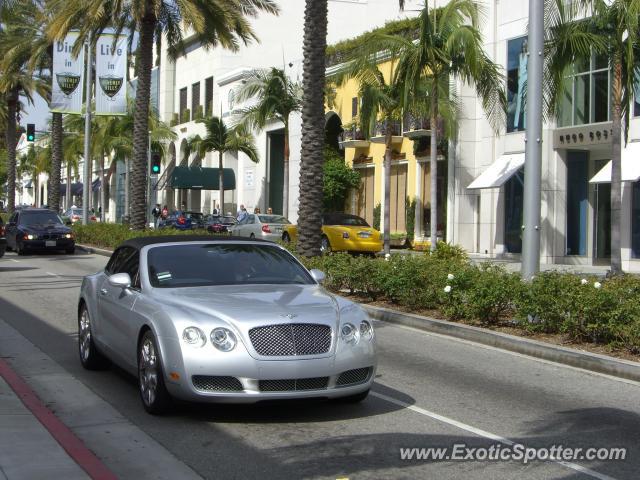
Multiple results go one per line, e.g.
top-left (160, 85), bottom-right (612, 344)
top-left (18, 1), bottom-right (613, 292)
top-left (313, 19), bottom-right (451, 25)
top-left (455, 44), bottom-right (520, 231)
top-left (169, 166), bottom-right (236, 190)
top-left (467, 153), bottom-right (525, 190)
top-left (59, 183), bottom-right (83, 196)
top-left (589, 142), bottom-right (640, 184)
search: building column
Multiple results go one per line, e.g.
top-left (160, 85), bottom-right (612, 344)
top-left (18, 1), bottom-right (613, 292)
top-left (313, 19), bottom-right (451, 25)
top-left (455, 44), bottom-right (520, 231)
top-left (414, 159), bottom-right (423, 241)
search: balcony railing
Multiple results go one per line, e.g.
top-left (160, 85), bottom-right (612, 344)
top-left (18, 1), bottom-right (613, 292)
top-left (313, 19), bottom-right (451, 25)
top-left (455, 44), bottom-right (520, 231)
top-left (402, 113), bottom-right (431, 132)
top-left (373, 120), bottom-right (402, 137)
top-left (340, 126), bottom-right (367, 142)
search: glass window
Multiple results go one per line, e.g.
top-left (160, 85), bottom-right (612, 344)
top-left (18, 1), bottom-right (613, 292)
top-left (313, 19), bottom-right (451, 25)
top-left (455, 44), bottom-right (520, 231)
top-left (566, 152), bottom-right (588, 256)
top-left (633, 182), bottom-right (640, 258)
top-left (558, 52), bottom-right (610, 126)
top-left (19, 211), bottom-right (63, 225)
top-left (258, 215), bottom-right (291, 224)
top-left (323, 213), bottom-right (369, 226)
top-left (507, 37), bottom-right (527, 133)
top-left (106, 247), bottom-right (136, 275)
top-left (147, 244), bottom-right (314, 288)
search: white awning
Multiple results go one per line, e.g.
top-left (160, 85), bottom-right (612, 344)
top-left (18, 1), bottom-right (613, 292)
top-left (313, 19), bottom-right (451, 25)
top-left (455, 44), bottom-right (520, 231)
top-left (467, 153), bottom-right (525, 190)
top-left (590, 142), bottom-right (640, 184)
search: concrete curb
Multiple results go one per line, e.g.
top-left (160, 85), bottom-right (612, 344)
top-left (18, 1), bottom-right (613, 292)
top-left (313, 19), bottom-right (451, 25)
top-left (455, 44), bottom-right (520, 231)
top-left (76, 244), bottom-right (113, 257)
top-left (364, 304), bottom-right (640, 382)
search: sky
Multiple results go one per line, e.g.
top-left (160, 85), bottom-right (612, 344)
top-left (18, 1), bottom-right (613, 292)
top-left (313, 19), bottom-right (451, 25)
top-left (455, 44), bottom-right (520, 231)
top-left (20, 93), bottom-right (51, 136)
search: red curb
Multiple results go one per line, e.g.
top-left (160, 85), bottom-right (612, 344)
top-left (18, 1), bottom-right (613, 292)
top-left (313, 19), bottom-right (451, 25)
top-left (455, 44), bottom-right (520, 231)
top-left (0, 357), bottom-right (118, 480)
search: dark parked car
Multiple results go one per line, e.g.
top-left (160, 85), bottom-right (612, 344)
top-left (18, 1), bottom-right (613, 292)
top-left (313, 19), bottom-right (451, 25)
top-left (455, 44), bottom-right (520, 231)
top-left (204, 214), bottom-right (236, 233)
top-left (0, 217), bottom-right (6, 258)
top-left (5, 208), bottom-right (75, 255)
top-left (159, 211), bottom-right (193, 230)
top-left (185, 211), bottom-right (206, 229)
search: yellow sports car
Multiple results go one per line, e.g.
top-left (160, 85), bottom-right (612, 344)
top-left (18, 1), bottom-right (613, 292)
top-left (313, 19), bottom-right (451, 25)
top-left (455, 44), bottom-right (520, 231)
top-left (283, 213), bottom-right (382, 254)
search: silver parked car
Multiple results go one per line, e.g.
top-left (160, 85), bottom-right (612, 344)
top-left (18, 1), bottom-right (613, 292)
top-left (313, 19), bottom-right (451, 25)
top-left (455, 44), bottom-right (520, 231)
top-left (78, 236), bottom-right (376, 414)
top-left (230, 214), bottom-right (293, 242)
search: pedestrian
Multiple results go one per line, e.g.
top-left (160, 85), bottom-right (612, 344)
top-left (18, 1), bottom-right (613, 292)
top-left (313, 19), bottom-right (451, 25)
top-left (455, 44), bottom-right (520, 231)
top-left (212, 203), bottom-right (220, 215)
top-left (267, 207), bottom-right (273, 214)
top-left (254, 207), bottom-right (261, 214)
top-left (161, 205), bottom-right (169, 219)
top-left (152, 204), bottom-right (161, 229)
top-left (237, 204), bottom-right (248, 222)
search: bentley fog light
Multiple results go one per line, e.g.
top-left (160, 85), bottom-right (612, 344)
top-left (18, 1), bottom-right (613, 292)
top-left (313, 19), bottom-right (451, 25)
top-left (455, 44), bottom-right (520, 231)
top-left (182, 327), bottom-right (206, 347)
top-left (360, 320), bottom-right (374, 341)
top-left (341, 323), bottom-right (360, 345)
top-left (211, 328), bottom-right (237, 352)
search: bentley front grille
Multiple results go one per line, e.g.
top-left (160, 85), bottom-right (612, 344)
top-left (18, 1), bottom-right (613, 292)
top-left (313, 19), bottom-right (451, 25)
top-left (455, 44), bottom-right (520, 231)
top-left (192, 375), bottom-right (244, 392)
top-left (249, 323), bottom-right (331, 356)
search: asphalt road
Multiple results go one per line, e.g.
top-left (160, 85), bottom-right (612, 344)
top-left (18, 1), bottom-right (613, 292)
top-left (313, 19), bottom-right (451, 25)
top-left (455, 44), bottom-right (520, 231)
top-left (0, 249), bottom-right (639, 480)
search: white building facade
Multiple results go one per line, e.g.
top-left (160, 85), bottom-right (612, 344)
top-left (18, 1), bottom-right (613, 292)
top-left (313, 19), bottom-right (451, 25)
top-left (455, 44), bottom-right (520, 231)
top-left (155, 0), bottom-right (421, 218)
top-left (448, 0), bottom-right (640, 272)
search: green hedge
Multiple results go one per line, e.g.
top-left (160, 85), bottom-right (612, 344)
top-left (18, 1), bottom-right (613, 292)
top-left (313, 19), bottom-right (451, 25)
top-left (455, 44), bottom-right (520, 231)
top-left (293, 245), bottom-right (640, 354)
top-left (72, 223), bottom-right (223, 250)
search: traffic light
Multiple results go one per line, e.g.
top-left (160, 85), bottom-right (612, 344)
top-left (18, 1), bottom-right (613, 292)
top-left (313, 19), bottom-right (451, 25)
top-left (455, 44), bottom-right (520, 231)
top-left (151, 153), bottom-right (161, 174)
top-left (26, 123), bottom-right (35, 142)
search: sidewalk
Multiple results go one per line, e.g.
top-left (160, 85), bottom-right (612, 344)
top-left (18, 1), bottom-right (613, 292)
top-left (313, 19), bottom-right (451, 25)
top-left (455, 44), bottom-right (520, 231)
top-left (0, 316), bottom-right (203, 480)
top-left (0, 362), bottom-right (96, 480)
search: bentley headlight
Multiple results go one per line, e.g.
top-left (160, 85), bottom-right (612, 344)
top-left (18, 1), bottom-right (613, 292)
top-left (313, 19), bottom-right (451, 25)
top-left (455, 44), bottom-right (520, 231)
top-left (182, 327), bottom-right (206, 347)
top-left (65, 233), bottom-right (73, 239)
top-left (26, 234), bottom-right (36, 240)
top-left (341, 323), bottom-right (359, 345)
top-left (211, 327), bottom-right (237, 352)
top-left (360, 320), bottom-right (374, 341)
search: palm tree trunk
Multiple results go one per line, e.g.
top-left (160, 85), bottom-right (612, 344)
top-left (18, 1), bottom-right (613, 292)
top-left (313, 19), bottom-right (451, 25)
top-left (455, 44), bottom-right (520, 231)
top-left (283, 122), bottom-right (290, 218)
top-left (610, 57), bottom-right (623, 274)
top-left (129, 5), bottom-right (157, 229)
top-left (219, 150), bottom-right (225, 212)
top-left (48, 112), bottom-right (63, 212)
top-left (6, 88), bottom-right (18, 214)
top-left (298, 0), bottom-right (328, 257)
top-left (430, 84), bottom-right (438, 252)
top-left (383, 120), bottom-right (392, 255)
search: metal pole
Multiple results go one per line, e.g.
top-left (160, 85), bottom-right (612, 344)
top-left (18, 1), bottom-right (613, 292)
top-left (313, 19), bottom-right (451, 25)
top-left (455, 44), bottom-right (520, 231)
top-left (82, 33), bottom-right (92, 225)
top-left (147, 131), bottom-right (151, 227)
top-left (521, 0), bottom-right (544, 280)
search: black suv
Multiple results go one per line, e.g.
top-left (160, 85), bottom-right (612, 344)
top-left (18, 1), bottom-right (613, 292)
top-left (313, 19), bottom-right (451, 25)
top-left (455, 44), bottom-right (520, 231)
top-left (5, 208), bottom-right (75, 255)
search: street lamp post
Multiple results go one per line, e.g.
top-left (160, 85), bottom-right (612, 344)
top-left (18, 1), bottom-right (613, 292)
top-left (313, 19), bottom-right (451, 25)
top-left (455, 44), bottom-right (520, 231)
top-left (521, 0), bottom-right (544, 280)
top-left (82, 33), bottom-right (93, 225)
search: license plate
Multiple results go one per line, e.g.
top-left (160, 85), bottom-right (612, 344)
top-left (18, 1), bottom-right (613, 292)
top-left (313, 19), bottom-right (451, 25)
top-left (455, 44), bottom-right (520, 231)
top-left (358, 232), bottom-right (372, 238)
top-left (45, 240), bottom-right (57, 247)
top-left (275, 227), bottom-right (283, 232)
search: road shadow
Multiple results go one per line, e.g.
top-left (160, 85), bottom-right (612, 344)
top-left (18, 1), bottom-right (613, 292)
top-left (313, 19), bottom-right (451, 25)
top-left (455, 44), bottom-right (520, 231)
top-left (0, 266), bottom-right (38, 273)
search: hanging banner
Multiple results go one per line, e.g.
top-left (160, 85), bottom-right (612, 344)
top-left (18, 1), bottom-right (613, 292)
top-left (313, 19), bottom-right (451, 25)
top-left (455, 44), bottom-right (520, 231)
top-left (51, 32), bottom-right (84, 114)
top-left (95, 34), bottom-right (127, 115)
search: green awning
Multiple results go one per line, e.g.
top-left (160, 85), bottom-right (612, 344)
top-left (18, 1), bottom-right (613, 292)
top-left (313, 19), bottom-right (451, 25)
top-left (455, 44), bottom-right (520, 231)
top-left (170, 166), bottom-right (236, 190)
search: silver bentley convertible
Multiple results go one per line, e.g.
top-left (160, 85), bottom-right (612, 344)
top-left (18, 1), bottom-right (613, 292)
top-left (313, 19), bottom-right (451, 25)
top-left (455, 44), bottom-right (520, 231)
top-left (78, 236), bottom-right (377, 414)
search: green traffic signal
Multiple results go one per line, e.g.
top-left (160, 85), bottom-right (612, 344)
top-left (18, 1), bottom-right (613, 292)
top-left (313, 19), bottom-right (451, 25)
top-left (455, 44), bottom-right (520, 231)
top-left (151, 153), bottom-right (161, 174)
top-left (26, 123), bottom-right (35, 142)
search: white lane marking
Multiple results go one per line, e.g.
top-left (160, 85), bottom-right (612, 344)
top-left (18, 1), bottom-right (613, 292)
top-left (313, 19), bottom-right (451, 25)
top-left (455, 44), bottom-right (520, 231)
top-left (45, 272), bottom-right (58, 277)
top-left (371, 391), bottom-right (619, 480)
top-left (378, 320), bottom-right (640, 388)
top-left (11, 259), bottom-right (20, 263)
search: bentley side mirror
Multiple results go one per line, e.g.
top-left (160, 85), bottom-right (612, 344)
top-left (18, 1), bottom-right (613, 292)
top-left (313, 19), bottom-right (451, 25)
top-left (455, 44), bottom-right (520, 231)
top-left (310, 269), bottom-right (326, 284)
top-left (108, 272), bottom-right (132, 289)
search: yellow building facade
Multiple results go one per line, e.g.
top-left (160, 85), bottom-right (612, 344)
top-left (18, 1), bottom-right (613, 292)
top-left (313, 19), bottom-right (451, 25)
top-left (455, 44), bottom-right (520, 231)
top-left (325, 60), bottom-right (445, 242)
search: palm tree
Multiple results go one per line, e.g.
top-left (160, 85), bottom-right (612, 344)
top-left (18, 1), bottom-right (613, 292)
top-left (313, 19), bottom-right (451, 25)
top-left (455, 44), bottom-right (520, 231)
top-left (0, 27), bottom-right (49, 215)
top-left (47, 0), bottom-right (278, 230)
top-left (333, 59), bottom-right (407, 255)
top-left (297, 0), bottom-right (407, 257)
top-left (235, 67), bottom-right (302, 218)
top-left (64, 100), bottom-right (176, 220)
top-left (1, 0), bottom-right (64, 213)
top-left (390, 0), bottom-right (506, 251)
top-left (18, 144), bottom-right (50, 206)
top-left (297, 0), bottom-right (329, 258)
top-left (544, 0), bottom-right (638, 274)
top-left (187, 116), bottom-right (259, 211)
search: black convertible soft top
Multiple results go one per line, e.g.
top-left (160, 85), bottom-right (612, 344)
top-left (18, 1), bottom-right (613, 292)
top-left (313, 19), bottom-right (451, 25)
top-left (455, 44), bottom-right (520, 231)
top-left (121, 235), bottom-right (268, 250)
